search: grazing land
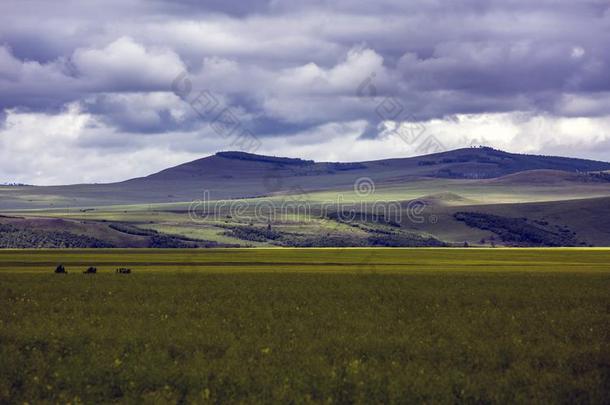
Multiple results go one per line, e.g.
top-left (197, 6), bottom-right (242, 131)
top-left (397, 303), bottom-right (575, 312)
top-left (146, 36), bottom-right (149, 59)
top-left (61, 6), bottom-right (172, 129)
top-left (1, 248), bottom-right (609, 403)
top-left (2, 148), bottom-right (610, 248)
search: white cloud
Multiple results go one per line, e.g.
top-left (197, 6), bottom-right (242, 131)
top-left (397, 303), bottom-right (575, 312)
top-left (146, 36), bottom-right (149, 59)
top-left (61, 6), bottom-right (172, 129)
top-left (275, 47), bottom-right (387, 94)
top-left (131, 17), bottom-right (341, 62)
top-left (403, 113), bottom-right (610, 161)
top-left (256, 113), bottom-right (610, 163)
top-left (72, 37), bottom-right (186, 90)
top-left (0, 106), bottom-right (212, 185)
top-left (2, 107), bottom-right (610, 185)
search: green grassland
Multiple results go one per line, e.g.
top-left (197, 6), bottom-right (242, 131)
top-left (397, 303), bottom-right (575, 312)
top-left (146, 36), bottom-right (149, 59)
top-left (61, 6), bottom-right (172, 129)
top-left (7, 177), bottom-right (610, 212)
top-left (3, 168), bottom-right (610, 211)
top-left (4, 177), bottom-right (610, 249)
top-left (1, 248), bottom-right (609, 403)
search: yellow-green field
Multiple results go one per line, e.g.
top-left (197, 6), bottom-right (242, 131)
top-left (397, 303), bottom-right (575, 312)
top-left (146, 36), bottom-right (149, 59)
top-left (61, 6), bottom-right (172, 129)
top-left (1, 248), bottom-right (609, 403)
top-left (1, 247), bottom-right (609, 273)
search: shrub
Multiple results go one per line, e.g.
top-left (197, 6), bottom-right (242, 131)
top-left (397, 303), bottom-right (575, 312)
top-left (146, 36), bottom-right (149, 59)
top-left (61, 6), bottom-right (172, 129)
top-left (148, 235), bottom-right (194, 248)
top-left (222, 225), bottom-right (282, 242)
top-left (116, 268), bottom-right (131, 274)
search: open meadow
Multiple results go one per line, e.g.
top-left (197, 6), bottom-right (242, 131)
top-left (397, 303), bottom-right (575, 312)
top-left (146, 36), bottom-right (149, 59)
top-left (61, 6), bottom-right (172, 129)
top-left (1, 248), bottom-right (609, 403)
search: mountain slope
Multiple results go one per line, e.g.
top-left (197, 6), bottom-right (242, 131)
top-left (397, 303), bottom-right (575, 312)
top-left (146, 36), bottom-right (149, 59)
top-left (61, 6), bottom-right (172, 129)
top-left (138, 147), bottom-right (610, 183)
top-left (1, 147), bottom-right (610, 210)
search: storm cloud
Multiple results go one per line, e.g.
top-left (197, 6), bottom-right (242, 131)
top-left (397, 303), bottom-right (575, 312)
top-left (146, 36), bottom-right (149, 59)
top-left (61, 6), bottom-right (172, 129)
top-left (1, 0), bottom-right (610, 184)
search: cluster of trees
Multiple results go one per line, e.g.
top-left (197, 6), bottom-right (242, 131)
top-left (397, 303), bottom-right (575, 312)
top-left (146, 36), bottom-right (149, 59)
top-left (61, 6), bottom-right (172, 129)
top-left (222, 224), bottom-right (282, 242)
top-left (580, 171), bottom-right (610, 183)
top-left (216, 151), bottom-right (314, 166)
top-left (148, 235), bottom-right (196, 248)
top-left (281, 231), bottom-right (446, 248)
top-left (326, 212), bottom-right (401, 228)
top-left (0, 224), bottom-right (113, 248)
top-left (454, 212), bottom-right (579, 247)
top-left (327, 162), bottom-right (367, 171)
top-left (0, 182), bottom-right (29, 186)
top-left (367, 232), bottom-right (446, 247)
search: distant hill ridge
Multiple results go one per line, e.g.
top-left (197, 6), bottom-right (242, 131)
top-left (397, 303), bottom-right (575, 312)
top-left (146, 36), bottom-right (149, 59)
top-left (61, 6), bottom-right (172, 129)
top-left (210, 147), bottom-right (610, 173)
top-left (117, 146), bottom-right (610, 198)
top-left (2, 147), bottom-right (610, 209)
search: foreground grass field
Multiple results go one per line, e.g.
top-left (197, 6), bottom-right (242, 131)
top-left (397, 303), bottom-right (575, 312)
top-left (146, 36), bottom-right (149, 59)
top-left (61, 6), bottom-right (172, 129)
top-left (1, 249), bottom-right (609, 403)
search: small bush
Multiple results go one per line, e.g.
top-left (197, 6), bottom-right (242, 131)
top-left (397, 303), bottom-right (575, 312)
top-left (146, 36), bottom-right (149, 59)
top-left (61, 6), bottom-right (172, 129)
top-left (116, 268), bottom-right (131, 274)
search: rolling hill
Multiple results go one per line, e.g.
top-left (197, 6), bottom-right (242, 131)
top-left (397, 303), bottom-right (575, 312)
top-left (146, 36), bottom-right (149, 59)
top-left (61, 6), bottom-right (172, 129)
top-left (2, 147), bottom-right (610, 247)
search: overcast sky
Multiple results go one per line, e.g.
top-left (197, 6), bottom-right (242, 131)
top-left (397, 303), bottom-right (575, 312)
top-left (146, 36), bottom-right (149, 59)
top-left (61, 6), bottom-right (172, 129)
top-left (1, 0), bottom-right (610, 184)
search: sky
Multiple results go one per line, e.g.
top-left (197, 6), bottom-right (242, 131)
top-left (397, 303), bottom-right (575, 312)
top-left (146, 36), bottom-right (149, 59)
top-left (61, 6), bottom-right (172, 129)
top-left (1, 0), bottom-right (610, 185)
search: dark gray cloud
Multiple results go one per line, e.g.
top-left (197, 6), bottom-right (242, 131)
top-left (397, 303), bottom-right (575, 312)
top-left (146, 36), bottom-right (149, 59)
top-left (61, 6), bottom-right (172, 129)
top-left (1, 0), bottom-right (608, 125)
top-left (152, 0), bottom-right (272, 17)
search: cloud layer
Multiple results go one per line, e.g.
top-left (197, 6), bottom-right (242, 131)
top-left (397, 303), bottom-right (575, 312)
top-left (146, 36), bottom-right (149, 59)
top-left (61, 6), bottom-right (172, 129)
top-left (1, 0), bottom-right (609, 184)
